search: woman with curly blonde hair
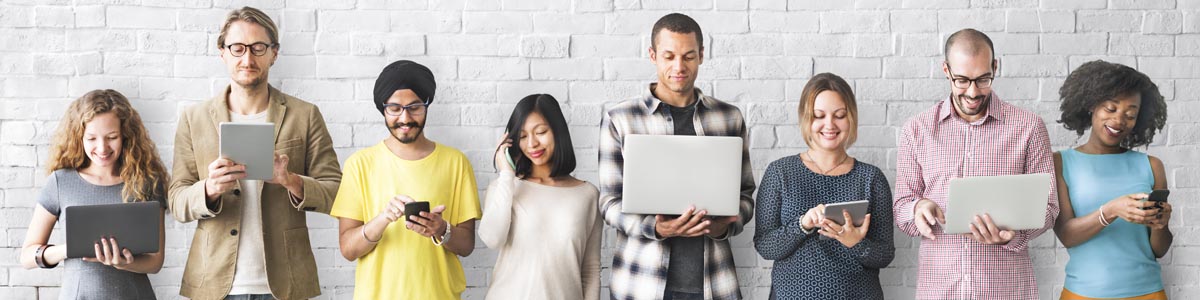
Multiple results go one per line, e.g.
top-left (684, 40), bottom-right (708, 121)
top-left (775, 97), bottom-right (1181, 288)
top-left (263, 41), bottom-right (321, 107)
top-left (18, 89), bottom-right (169, 300)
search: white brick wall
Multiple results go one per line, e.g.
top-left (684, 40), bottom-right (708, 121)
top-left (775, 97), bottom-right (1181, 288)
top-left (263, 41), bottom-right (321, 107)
top-left (2, 1), bottom-right (1199, 299)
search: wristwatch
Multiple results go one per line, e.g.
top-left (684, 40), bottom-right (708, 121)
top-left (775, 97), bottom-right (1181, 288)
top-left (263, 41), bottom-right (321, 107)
top-left (439, 220), bottom-right (452, 243)
top-left (432, 220), bottom-right (452, 245)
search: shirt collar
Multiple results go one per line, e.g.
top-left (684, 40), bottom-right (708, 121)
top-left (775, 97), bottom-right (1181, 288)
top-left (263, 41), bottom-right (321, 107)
top-left (643, 83), bottom-right (707, 114)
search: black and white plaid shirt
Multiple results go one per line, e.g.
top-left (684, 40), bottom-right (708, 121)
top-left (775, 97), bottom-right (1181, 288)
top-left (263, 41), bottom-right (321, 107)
top-left (599, 84), bottom-right (756, 300)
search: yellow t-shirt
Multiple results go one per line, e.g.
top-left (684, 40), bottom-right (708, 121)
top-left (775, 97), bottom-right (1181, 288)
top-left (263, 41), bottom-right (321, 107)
top-left (331, 142), bottom-right (482, 300)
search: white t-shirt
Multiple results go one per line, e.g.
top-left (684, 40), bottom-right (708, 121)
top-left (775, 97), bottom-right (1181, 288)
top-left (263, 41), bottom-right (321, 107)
top-left (228, 110), bottom-right (271, 295)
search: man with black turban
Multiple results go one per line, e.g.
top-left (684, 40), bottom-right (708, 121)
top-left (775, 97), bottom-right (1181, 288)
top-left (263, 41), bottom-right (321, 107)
top-left (371, 60), bottom-right (436, 143)
top-left (330, 60), bottom-right (482, 299)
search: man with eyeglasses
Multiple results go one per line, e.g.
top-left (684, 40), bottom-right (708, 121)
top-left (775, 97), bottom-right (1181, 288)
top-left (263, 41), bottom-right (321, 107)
top-left (168, 6), bottom-right (342, 300)
top-left (330, 60), bottom-right (481, 300)
top-left (892, 28), bottom-right (1058, 299)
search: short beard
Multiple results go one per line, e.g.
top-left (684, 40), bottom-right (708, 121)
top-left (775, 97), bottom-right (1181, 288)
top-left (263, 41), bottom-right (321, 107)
top-left (389, 121), bottom-right (423, 144)
top-left (234, 75), bottom-right (265, 90)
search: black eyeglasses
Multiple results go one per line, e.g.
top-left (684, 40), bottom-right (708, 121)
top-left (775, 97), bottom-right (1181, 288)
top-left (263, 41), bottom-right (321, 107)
top-left (946, 65), bottom-right (994, 89)
top-left (383, 102), bottom-right (429, 116)
top-left (223, 42), bottom-right (277, 57)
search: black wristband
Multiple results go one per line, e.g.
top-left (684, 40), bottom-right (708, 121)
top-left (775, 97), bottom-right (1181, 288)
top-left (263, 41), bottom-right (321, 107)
top-left (35, 244), bottom-right (57, 269)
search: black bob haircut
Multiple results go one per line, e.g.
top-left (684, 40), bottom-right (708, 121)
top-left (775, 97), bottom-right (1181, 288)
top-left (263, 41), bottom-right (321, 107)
top-left (651, 13), bottom-right (703, 50)
top-left (503, 94), bottom-right (576, 178)
top-left (1058, 60), bottom-right (1167, 148)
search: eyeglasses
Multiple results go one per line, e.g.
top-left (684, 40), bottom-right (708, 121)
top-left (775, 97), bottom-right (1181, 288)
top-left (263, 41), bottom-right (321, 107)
top-left (946, 65), bottom-right (994, 89)
top-left (223, 42), bottom-right (277, 57)
top-left (383, 102), bottom-right (429, 116)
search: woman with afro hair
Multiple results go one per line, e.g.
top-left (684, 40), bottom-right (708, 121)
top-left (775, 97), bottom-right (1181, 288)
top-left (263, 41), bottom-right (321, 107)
top-left (1052, 60), bottom-right (1172, 300)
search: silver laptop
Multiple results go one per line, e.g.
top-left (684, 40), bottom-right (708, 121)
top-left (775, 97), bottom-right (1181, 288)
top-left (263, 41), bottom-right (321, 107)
top-left (944, 173), bottom-right (1053, 234)
top-left (220, 122), bottom-right (274, 181)
top-left (621, 134), bottom-right (743, 216)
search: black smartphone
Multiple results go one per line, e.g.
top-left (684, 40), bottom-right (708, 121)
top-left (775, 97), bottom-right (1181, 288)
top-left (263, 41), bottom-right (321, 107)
top-left (1140, 190), bottom-right (1169, 210)
top-left (1147, 189), bottom-right (1166, 201)
top-left (1148, 189), bottom-right (1170, 203)
top-left (404, 201), bottom-right (430, 219)
top-left (506, 146), bottom-right (521, 170)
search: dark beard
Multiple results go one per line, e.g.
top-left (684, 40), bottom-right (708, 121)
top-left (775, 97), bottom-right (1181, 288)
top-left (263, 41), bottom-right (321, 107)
top-left (389, 121), bottom-right (423, 144)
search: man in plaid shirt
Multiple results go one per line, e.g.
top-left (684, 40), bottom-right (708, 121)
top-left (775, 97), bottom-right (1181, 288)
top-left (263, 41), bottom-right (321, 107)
top-left (598, 13), bottom-right (755, 300)
top-left (893, 29), bottom-right (1059, 299)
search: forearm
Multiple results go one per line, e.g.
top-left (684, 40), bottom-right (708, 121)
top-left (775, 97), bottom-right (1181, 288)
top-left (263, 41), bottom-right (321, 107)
top-left (289, 111), bottom-right (343, 213)
top-left (283, 173), bottom-right (304, 200)
top-left (753, 221), bottom-right (811, 261)
top-left (856, 185), bottom-right (896, 269)
top-left (442, 224), bottom-right (475, 256)
top-left (478, 175), bottom-right (516, 248)
top-left (600, 196), bottom-right (659, 240)
top-left (751, 198), bottom-right (809, 260)
top-left (892, 197), bottom-right (922, 237)
top-left (711, 196), bottom-right (753, 240)
top-left (1055, 209), bottom-right (1108, 248)
top-left (338, 218), bottom-right (387, 260)
top-left (848, 236), bottom-right (895, 269)
top-left (116, 253), bottom-right (164, 274)
top-left (1151, 227), bottom-right (1173, 258)
top-left (582, 225), bottom-right (602, 300)
top-left (290, 173), bottom-right (339, 213)
top-left (20, 244), bottom-right (66, 270)
top-left (894, 127), bottom-right (927, 238)
top-left (169, 179), bottom-right (221, 223)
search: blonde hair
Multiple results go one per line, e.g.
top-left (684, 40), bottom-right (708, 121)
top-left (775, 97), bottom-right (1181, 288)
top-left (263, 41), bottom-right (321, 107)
top-left (216, 6), bottom-right (280, 48)
top-left (798, 73), bottom-right (859, 150)
top-left (46, 90), bottom-right (168, 202)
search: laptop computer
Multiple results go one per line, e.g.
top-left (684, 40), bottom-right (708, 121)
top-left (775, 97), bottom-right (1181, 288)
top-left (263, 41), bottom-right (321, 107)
top-left (944, 173), bottom-right (1053, 234)
top-left (65, 201), bottom-right (162, 258)
top-left (621, 134), bottom-right (744, 216)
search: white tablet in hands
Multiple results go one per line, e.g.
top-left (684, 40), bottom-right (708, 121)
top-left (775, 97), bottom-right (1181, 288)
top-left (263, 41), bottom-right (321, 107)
top-left (219, 122), bottom-right (275, 181)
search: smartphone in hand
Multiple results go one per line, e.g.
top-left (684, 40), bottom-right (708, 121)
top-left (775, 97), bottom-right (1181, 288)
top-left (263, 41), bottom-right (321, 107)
top-left (505, 149), bottom-right (517, 170)
top-left (404, 201), bottom-right (431, 219)
top-left (1141, 189), bottom-right (1169, 210)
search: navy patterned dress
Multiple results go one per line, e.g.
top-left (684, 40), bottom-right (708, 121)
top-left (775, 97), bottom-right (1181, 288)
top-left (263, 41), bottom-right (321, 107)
top-left (753, 155), bottom-right (895, 300)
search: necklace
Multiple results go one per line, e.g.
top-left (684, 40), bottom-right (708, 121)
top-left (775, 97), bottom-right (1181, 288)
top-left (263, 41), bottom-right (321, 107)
top-left (805, 152), bottom-right (850, 175)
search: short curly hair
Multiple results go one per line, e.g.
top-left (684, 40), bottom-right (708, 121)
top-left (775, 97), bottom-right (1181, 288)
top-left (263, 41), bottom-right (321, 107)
top-left (1057, 60), bottom-right (1167, 148)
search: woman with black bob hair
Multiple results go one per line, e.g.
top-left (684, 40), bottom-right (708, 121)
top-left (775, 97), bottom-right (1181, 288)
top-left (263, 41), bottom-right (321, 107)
top-left (1052, 60), bottom-right (1172, 300)
top-left (477, 94), bottom-right (602, 300)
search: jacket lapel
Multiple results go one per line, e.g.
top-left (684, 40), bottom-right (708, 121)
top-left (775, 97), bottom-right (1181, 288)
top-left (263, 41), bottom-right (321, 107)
top-left (208, 87), bottom-right (232, 131)
top-left (266, 86), bottom-right (286, 143)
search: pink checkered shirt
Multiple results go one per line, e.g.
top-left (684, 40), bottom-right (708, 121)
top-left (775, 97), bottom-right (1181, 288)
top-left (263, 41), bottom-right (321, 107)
top-left (893, 94), bottom-right (1058, 300)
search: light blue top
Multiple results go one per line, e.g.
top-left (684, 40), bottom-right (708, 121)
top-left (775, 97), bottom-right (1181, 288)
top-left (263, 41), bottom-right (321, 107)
top-left (1060, 148), bottom-right (1162, 298)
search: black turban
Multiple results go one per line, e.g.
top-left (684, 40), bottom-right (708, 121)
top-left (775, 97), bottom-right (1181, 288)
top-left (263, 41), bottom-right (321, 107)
top-left (373, 60), bottom-right (436, 115)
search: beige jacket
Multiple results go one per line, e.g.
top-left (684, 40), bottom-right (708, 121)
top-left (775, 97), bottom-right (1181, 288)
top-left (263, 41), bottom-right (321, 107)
top-left (168, 85), bottom-right (341, 300)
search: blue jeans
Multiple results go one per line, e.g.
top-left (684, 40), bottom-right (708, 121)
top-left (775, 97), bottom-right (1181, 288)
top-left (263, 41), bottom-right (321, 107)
top-left (224, 294), bottom-right (274, 300)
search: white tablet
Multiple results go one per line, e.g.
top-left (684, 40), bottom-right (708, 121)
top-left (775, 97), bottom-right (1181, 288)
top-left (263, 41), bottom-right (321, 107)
top-left (944, 173), bottom-right (1053, 234)
top-left (219, 122), bottom-right (275, 181)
